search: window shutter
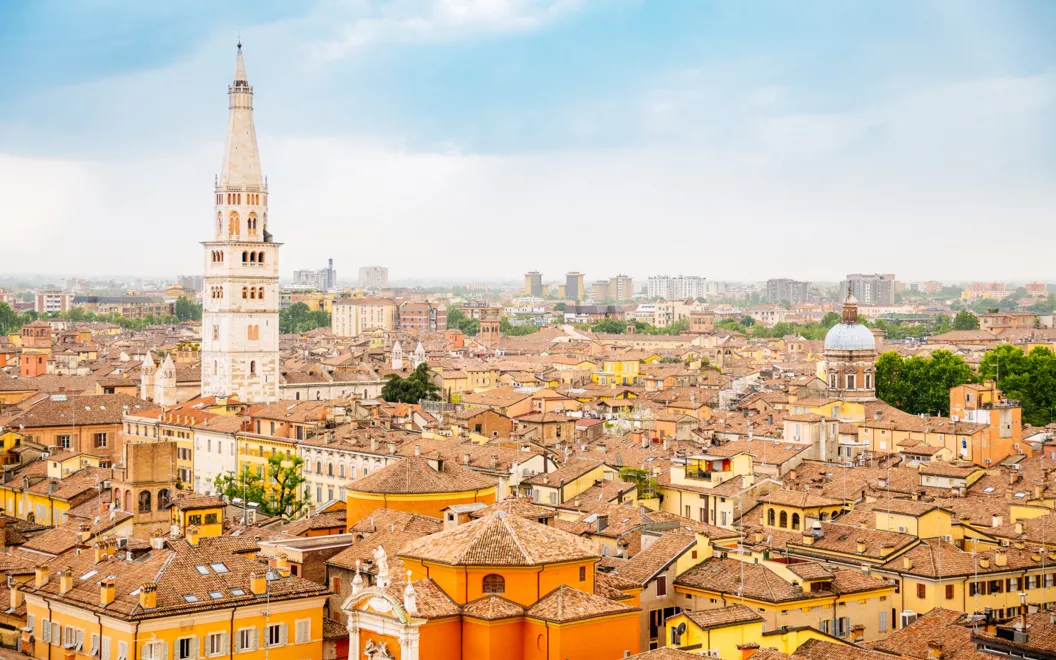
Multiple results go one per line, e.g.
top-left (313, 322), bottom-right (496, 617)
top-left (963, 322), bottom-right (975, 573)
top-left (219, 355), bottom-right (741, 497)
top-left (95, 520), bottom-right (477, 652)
top-left (234, 632), bottom-right (242, 653)
top-left (220, 633), bottom-right (229, 656)
top-left (102, 637), bottom-right (111, 660)
top-left (77, 629), bottom-right (85, 652)
top-left (250, 629), bottom-right (258, 652)
top-left (41, 620), bottom-right (50, 643)
top-left (52, 623), bottom-right (60, 646)
top-left (161, 641), bottom-right (169, 660)
top-left (91, 634), bottom-right (100, 656)
top-left (279, 624), bottom-right (287, 646)
top-left (191, 637), bottom-right (199, 659)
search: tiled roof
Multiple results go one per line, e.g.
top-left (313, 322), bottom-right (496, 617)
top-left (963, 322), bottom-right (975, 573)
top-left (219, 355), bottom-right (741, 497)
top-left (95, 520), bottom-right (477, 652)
top-left (676, 558), bottom-right (892, 603)
top-left (525, 584), bottom-right (637, 623)
top-left (682, 603), bottom-right (764, 630)
top-left (792, 638), bottom-right (894, 660)
top-left (605, 533), bottom-right (695, 586)
top-left (12, 393), bottom-right (157, 428)
top-left (625, 649), bottom-right (702, 660)
top-left (871, 608), bottom-right (987, 660)
top-left (460, 595), bottom-right (526, 621)
top-left (469, 498), bottom-right (556, 521)
top-left (522, 459), bottom-right (606, 487)
top-left (399, 511), bottom-right (600, 567)
top-left (349, 508), bottom-right (443, 535)
top-left (761, 489), bottom-right (845, 508)
top-left (346, 456), bottom-right (497, 495)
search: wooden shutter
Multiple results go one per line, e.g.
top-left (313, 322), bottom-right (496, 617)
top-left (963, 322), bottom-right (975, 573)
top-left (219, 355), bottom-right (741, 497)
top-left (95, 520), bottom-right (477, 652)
top-left (41, 620), bottom-right (50, 643)
top-left (102, 637), bottom-right (111, 660)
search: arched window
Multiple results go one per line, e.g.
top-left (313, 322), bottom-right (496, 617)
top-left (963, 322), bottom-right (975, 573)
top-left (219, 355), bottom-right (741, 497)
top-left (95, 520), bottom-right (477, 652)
top-left (157, 489), bottom-right (170, 510)
top-left (295, 392), bottom-right (300, 400)
top-left (242, 287), bottom-right (248, 299)
top-left (258, 252), bottom-right (264, 265)
top-left (779, 511), bottom-right (788, 528)
top-left (249, 360), bottom-right (256, 375)
top-left (229, 213), bottom-right (239, 236)
top-left (250, 288), bottom-right (256, 300)
top-left (138, 490), bottom-right (152, 513)
top-left (768, 508), bottom-right (775, 526)
top-left (257, 286), bottom-right (265, 299)
top-left (315, 461), bottom-right (322, 474)
top-left (791, 513), bottom-right (801, 530)
top-left (829, 373), bottom-right (837, 389)
top-left (865, 373), bottom-right (873, 390)
top-left (242, 251), bottom-right (248, 263)
top-left (327, 463), bottom-right (334, 477)
top-left (250, 252), bottom-right (257, 263)
top-left (482, 574), bottom-right (505, 594)
top-left (819, 512), bottom-right (828, 521)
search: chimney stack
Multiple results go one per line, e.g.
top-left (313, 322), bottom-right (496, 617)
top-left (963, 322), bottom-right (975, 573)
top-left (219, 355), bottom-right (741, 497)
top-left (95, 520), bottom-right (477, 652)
top-left (100, 578), bottom-right (115, 607)
top-left (139, 582), bottom-right (157, 609)
top-left (35, 564), bottom-right (49, 588)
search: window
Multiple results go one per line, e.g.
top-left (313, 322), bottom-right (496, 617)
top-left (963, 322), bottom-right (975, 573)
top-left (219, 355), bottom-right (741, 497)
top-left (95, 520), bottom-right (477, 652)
top-left (579, 566), bottom-right (587, 582)
top-left (768, 508), bottom-right (775, 526)
top-left (188, 514), bottom-right (202, 526)
top-left (205, 633), bottom-right (227, 656)
top-left (138, 491), bottom-right (152, 513)
top-left (945, 584), bottom-right (954, 599)
top-left (142, 641), bottom-right (164, 660)
top-left (210, 562), bottom-right (230, 574)
top-left (917, 583), bottom-right (926, 599)
top-left (265, 624), bottom-right (285, 648)
top-left (94, 432), bottom-right (108, 448)
top-left (249, 360), bottom-right (256, 375)
top-left (483, 574), bottom-right (505, 594)
top-left (183, 594), bottom-right (198, 603)
top-left (58, 435), bottom-right (71, 449)
top-left (195, 565), bottom-right (210, 575)
top-left (176, 637), bottom-right (196, 659)
top-left (879, 610), bottom-right (888, 632)
top-left (118, 642), bottom-right (128, 660)
top-left (656, 575), bottom-right (667, 597)
top-left (236, 629), bottom-right (257, 653)
top-left (209, 590), bottom-right (223, 599)
top-left (779, 511), bottom-right (788, 528)
top-left (846, 374), bottom-right (856, 390)
top-left (791, 513), bottom-right (801, 530)
top-left (295, 620), bottom-right (310, 644)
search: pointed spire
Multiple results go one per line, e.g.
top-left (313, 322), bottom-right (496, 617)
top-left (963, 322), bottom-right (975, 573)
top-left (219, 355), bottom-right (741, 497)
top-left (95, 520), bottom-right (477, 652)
top-left (234, 41), bottom-right (248, 84)
top-left (220, 41), bottom-right (264, 190)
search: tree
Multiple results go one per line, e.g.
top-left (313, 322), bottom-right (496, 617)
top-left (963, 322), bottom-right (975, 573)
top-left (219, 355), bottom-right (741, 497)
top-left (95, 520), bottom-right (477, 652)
top-left (953, 311), bottom-right (979, 331)
top-left (591, 318), bottom-right (626, 334)
top-left (820, 312), bottom-right (840, 329)
top-left (446, 307), bottom-right (480, 336)
top-left (280, 302), bottom-right (330, 334)
top-left (979, 345), bottom-right (1056, 426)
top-left (553, 302), bottom-right (567, 312)
top-left (0, 303), bottom-right (21, 335)
top-left (381, 362), bottom-right (440, 403)
top-left (740, 316), bottom-right (755, 327)
top-left (875, 350), bottom-right (973, 416)
top-left (500, 317), bottom-right (540, 336)
top-left (175, 296), bottom-right (203, 322)
top-left (265, 453), bottom-right (309, 519)
top-left (214, 467), bottom-right (266, 512)
top-left (716, 319), bottom-right (747, 335)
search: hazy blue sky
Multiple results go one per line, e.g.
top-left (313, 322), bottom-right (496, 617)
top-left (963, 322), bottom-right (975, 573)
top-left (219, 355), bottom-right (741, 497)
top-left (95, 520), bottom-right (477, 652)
top-left (1, 0), bottom-right (1053, 283)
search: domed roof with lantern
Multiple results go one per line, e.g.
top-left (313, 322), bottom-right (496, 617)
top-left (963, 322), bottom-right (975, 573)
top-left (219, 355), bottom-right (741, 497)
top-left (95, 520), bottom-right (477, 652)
top-left (824, 287), bottom-right (876, 352)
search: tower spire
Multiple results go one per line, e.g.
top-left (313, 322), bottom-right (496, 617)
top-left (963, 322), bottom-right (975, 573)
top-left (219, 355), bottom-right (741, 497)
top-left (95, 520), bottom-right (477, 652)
top-left (220, 41), bottom-right (263, 190)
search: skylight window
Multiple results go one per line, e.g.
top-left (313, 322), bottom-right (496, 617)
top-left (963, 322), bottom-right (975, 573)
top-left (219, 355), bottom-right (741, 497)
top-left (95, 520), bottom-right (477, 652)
top-left (209, 591), bottom-right (224, 599)
top-left (183, 594), bottom-right (198, 603)
top-left (195, 565), bottom-right (210, 575)
top-left (209, 562), bottom-right (230, 573)
top-left (80, 570), bottom-right (98, 580)
top-left (230, 588), bottom-right (245, 596)
top-left (129, 589), bottom-right (140, 596)
top-left (984, 487), bottom-right (995, 493)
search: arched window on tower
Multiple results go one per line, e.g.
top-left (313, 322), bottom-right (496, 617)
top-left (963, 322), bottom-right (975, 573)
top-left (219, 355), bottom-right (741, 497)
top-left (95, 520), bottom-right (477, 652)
top-left (242, 287), bottom-right (248, 299)
top-left (242, 251), bottom-right (248, 263)
top-left (250, 252), bottom-right (256, 263)
top-left (250, 288), bottom-right (256, 300)
top-left (257, 286), bottom-right (264, 299)
top-left (258, 252), bottom-right (264, 265)
top-left (217, 214), bottom-right (223, 236)
top-left (249, 360), bottom-right (256, 375)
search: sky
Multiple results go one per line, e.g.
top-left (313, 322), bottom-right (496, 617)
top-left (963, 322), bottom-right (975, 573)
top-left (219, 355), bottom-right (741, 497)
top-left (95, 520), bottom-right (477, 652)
top-left (0, 0), bottom-right (1054, 284)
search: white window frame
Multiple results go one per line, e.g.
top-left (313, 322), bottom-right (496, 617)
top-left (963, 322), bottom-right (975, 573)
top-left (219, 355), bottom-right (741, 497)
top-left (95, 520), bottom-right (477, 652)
top-left (175, 636), bottom-right (197, 660)
top-left (102, 636), bottom-right (112, 660)
top-left (264, 623), bottom-right (286, 648)
top-left (205, 633), bottom-right (227, 657)
top-left (118, 641), bottom-right (128, 660)
top-left (236, 628), bottom-right (257, 653)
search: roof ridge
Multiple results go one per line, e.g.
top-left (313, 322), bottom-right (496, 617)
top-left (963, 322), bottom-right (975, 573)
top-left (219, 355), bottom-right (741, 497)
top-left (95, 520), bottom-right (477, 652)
top-left (500, 512), bottom-right (534, 564)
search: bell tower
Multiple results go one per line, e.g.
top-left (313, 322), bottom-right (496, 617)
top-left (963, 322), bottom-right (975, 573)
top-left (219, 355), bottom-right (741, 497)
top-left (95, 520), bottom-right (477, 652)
top-left (201, 43), bottom-right (280, 403)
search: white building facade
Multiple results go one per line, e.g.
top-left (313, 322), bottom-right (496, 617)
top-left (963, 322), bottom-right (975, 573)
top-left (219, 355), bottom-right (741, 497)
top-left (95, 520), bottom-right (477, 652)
top-left (201, 44), bottom-right (280, 403)
top-left (647, 275), bottom-right (707, 300)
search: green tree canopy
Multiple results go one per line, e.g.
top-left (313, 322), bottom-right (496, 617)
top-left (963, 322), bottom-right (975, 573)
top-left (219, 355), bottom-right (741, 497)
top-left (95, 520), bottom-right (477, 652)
top-left (280, 302), bottom-right (330, 334)
top-left (875, 349), bottom-right (974, 416)
top-left (174, 296), bottom-right (203, 322)
top-left (953, 310), bottom-right (980, 331)
top-left (381, 362), bottom-right (440, 403)
top-left (979, 345), bottom-right (1056, 425)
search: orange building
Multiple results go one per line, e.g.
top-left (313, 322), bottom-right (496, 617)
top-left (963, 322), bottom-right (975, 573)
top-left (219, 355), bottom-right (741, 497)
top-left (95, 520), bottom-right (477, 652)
top-left (20, 320), bottom-right (52, 377)
top-left (341, 511), bottom-right (640, 660)
top-left (344, 455), bottom-right (498, 527)
top-left (949, 381), bottom-right (1022, 464)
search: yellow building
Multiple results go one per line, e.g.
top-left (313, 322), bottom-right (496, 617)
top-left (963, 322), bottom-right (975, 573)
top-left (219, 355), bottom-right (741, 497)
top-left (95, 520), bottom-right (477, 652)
top-left (522, 459), bottom-right (619, 507)
top-left (675, 557), bottom-right (896, 641)
top-left (23, 533), bottom-right (329, 660)
top-left (592, 358), bottom-right (641, 386)
top-left (170, 494), bottom-right (227, 538)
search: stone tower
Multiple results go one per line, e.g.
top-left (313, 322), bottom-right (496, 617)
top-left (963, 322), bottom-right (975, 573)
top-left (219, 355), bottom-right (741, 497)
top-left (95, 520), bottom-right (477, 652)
top-left (391, 341), bottom-right (404, 370)
top-left (201, 43), bottom-right (280, 403)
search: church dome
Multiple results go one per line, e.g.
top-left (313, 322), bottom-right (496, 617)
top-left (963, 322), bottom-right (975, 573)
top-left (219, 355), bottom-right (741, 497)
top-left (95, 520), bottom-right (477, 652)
top-left (824, 323), bottom-right (876, 351)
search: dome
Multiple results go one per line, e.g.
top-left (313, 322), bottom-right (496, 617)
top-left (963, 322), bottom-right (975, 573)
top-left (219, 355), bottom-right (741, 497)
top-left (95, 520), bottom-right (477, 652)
top-left (824, 323), bottom-right (876, 351)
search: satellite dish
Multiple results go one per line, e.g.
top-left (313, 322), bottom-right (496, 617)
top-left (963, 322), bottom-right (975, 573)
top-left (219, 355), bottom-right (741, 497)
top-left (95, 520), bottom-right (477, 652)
top-left (676, 622), bottom-right (687, 635)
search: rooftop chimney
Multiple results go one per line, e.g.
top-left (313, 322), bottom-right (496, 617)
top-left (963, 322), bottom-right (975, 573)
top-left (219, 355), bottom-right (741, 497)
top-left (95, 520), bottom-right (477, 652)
top-left (100, 578), bottom-right (115, 607)
top-left (995, 550), bottom-right (1007, 567)
top-left (250, 571), bottom-right (267, 595)
top-left (34, 564), bottom-right (49, 588)
top-left (903, 557), bottom-right (913, 570)
top-left (139, 582), bottom-right (157, 609)
top-left (927, 641), bottom-right (944, 660)
top-left (186, 525), bottom-right (200, 547)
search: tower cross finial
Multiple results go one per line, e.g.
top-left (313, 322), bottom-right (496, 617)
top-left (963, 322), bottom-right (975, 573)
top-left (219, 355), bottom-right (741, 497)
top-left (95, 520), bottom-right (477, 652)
top-left (237, 33), bottom-right (242, 51)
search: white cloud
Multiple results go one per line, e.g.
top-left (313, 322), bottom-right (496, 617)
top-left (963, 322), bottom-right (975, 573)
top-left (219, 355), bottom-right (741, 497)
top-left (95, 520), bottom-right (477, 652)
top-left (310, 0), bottom-right (586, 59)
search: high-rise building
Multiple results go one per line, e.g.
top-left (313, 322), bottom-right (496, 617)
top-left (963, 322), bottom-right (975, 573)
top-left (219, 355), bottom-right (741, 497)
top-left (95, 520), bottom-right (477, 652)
top-left (201, 43), bottom-right (280, 403)
top-left (611, 274), bottom-right (633, 301)
top-left (591, 280), bottom-right (611, 301)
top-left (765, 279), bottom-right (810, 304)
top-left (524, 271), bottom-right (543, 297)
top-left (331, 298), bottom-right (397, 337)
top-left (841, 274), bottom-right (896, 306)
top-left (647, 275), bottom-right (706, 300)
top-left (177, 275), bottom-right (204, 292)
top-left (292, 258), bottom-right (337, 290)
top-left (359, 266), bottom-right (389, 290)
top-left (565, 272), bottom-right (585, 301)
top-left (33, 290), bottom-right (73, 314)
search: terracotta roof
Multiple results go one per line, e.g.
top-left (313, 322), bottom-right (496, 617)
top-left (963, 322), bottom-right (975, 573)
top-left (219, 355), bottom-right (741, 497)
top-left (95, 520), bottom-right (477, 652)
top-left (625, 650), bottom-right (702, 660)
top-left (460, 595), bottom-right (526, 621)
top-left (522, 459), bottom-right (606, 487)
top-left (346, 456), bottom-right (497, 495)
top-left (793, 639), bottom-right (893, 660)
top-left (399, 511), bottom-right (600, 567)
top-left (605, 533), bottom-right (695, 586)
top-left (525, 584), bottom-right (637, 623)
top-left (761, 489), bottom-right (845, 508)
top-left (871, 608), bottom-right (987, 660)
top-left (349, 508), bottom-right (443, 535)
top-left (469, 498), bottom-right (556, 521)
top-left (682, 603), bottom-right (764, 630)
